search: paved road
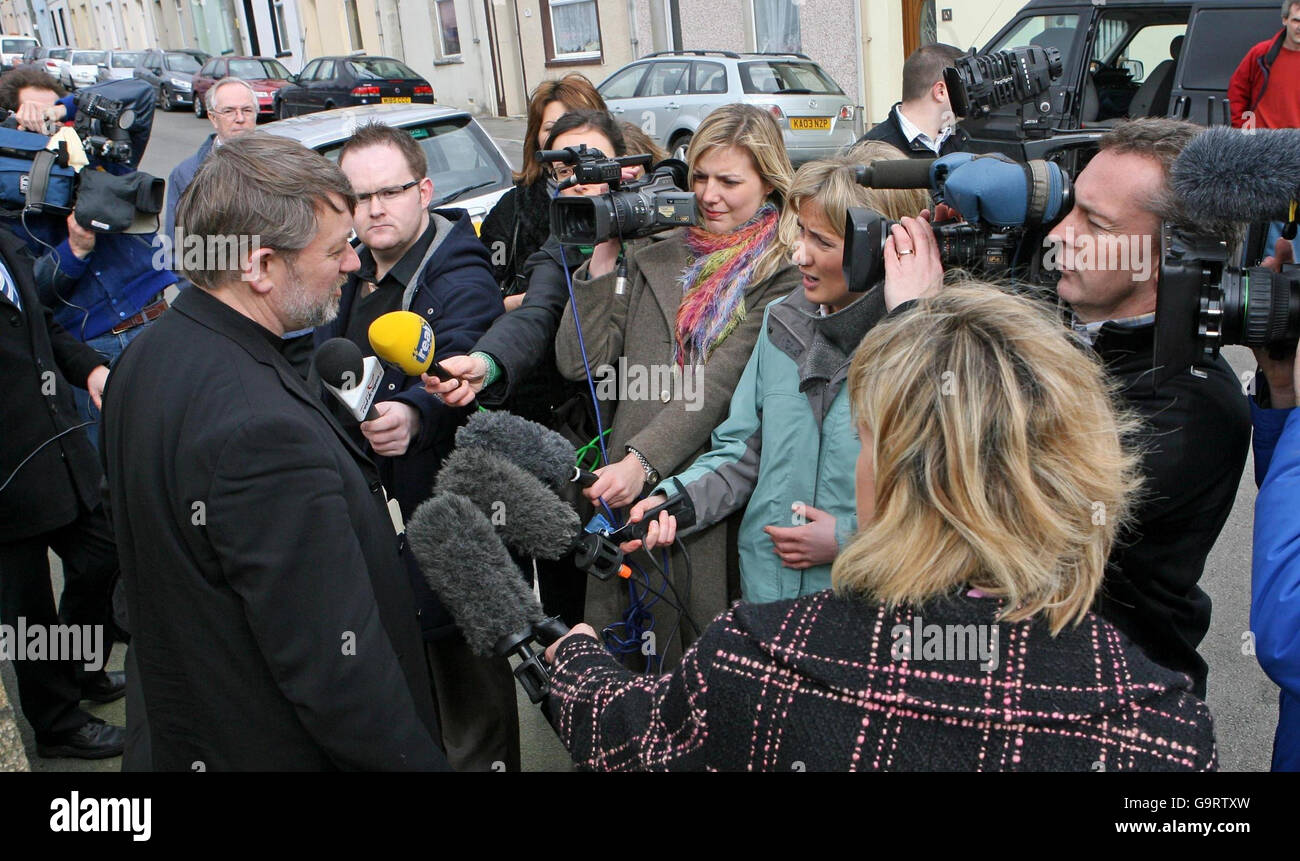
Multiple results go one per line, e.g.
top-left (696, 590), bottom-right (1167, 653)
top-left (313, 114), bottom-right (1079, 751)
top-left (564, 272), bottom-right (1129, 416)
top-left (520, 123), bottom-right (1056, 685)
top-left (0, 108), bottom-right (1278, 772)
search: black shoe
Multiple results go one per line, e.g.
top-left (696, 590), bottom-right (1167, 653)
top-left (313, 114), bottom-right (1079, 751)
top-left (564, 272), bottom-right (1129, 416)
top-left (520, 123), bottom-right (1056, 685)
top-left (81, 670), bottom-right (127, 704)
top-left (36, 718), bottom-right (125, 759)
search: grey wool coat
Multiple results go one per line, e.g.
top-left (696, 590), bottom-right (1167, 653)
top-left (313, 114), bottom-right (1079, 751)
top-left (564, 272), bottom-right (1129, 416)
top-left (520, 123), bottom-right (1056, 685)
top-left (556, 227), bottom-right (801, 667)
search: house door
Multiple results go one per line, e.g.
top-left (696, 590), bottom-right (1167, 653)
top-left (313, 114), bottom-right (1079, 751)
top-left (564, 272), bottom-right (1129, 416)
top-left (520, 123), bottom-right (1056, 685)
top-left (902, 0), bottom-right (937, 57)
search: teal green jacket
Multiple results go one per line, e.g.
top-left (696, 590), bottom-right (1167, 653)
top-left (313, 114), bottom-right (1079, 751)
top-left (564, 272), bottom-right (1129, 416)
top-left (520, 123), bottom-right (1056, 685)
top-left (655, 287), bottom-right (885, 604)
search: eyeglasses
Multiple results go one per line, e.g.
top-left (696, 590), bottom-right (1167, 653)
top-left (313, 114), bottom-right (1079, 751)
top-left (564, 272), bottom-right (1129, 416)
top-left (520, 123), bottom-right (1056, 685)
top-left (355, 179), bottom-right (421, 204)
top-left (550, 164), bottom-right (576, 183)
top-left (213, 106), bottom-right (257, 118)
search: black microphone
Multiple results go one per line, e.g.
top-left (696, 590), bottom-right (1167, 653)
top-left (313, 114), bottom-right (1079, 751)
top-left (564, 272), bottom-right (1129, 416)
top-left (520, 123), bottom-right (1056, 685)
top-left (854, 158), bottom-right (936, 190)
top-left (1172, 127), bottom-right (1300, 224)
top-left (313, 338), bottom-right (382, 421)
top-left (407, 491), bottom-right (571, 704)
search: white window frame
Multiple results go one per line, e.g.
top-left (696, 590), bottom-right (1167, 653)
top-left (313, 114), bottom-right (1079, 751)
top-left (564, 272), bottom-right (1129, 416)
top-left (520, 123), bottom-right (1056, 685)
top-left (434, 0), bottom-right (461, 58)
top-left (546, 0), bottom-right (601, 62)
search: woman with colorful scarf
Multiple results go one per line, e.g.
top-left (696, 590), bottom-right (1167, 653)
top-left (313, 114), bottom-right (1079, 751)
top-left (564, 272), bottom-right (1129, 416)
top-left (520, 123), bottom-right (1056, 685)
top-left (620, 148), bottom-right (931, 605)
top-left (555, 104), bottom-right (800, 670)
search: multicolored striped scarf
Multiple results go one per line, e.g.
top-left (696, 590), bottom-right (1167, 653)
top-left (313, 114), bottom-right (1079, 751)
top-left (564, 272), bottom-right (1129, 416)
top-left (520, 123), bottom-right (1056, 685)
top-left (673, 203), bottom-right (778, 368)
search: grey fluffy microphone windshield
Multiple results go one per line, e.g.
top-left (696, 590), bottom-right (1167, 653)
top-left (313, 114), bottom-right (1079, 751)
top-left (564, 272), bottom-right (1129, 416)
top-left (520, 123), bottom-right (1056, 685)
top-left (1171, 127), bottom-right (1300, 224)
top-left (454, 409), bottom-right (582, 491)
top-left (433, 446), bottom-right (582, 559)
top-left (407, 491), bottom-right (541, 657)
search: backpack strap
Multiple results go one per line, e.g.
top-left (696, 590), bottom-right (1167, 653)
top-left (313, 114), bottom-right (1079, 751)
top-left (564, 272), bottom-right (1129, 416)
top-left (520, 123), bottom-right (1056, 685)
top-left (1248, 29), bottom-right (1288, 114)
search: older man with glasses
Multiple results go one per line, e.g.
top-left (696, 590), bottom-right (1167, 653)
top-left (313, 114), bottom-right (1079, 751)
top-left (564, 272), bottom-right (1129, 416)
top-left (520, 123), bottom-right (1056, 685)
top-left (165, 77), bottom-right (261, 249)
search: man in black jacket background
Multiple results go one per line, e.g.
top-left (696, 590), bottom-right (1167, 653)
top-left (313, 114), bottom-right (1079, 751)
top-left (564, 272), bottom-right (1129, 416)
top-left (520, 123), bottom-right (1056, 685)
top-left (0, 226), bottom-right (124, 759)
top-left (855, 43), bottom-right (967, 158)
top-left (102, 134), bottom-right (448, 770)
top-left (1044, 119), bottom-right (1251, 698)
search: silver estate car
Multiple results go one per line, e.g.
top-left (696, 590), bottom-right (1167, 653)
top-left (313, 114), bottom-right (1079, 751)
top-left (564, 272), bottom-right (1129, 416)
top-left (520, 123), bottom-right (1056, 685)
top-left (261, 104), bottom-right (514, 231)
top-left (597, 51), bottom-right (860, 164)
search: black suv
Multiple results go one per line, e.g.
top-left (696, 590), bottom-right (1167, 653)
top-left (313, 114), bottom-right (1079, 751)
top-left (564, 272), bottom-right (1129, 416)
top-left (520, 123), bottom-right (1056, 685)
top-left (964, 0), bottom-right (1286, 159)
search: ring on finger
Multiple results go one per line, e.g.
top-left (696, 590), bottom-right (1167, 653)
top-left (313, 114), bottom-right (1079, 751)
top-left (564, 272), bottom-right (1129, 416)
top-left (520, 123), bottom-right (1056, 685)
top-left (898, 249), bottom-right (915, 256)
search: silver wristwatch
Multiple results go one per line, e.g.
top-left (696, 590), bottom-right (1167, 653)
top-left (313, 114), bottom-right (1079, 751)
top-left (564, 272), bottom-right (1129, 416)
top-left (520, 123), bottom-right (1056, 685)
top-left (626, 446), bottom-right (660, 486)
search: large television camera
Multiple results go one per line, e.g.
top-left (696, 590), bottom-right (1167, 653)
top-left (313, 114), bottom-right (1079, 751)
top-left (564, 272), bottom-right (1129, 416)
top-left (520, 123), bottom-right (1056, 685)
top-left (539, 144), bottom-right (696, 245)
top-left (0, 87), bottom-right (162, 232)
top-left (843, 152), bottom-right (1073, 289)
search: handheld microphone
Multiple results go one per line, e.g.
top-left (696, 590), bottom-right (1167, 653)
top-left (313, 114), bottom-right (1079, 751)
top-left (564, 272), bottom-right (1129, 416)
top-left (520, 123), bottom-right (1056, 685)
top-left (313, 338), bottom-right (382, 421)
top-left (368, 310), bottom-right (455, 381)
top-left (1172, 127), bottom-right (1300, 224)
top-left (408, 491), bottom-right (571, 703)
top-left (454, 409), bottom-right (599, 491)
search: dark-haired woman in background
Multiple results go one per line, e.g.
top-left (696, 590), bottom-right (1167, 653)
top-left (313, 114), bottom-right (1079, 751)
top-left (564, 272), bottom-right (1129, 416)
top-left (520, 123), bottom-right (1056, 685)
top-left (479, 74), bottom-right (606, 309)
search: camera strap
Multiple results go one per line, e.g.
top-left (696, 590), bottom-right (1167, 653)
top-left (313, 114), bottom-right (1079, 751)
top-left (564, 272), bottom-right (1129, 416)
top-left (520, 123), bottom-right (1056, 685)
top-left (23, 149), bottom-right (60, 213)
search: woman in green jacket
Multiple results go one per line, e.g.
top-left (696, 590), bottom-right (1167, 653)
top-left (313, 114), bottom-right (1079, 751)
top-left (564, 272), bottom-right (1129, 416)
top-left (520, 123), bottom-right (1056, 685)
top-left (623, 147), bottom-right (929, 604)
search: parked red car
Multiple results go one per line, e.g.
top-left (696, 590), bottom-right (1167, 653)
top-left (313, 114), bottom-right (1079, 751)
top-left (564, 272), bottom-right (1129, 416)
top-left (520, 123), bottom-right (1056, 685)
top-left (191, 56), bottom-right (294, 118)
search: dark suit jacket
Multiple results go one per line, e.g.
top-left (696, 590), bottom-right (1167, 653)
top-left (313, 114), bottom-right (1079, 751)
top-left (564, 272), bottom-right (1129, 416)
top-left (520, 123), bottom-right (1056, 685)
top-left (0, 228), bottom-right (106, 543)
top-left (102, 286), bottom-right (449, 771)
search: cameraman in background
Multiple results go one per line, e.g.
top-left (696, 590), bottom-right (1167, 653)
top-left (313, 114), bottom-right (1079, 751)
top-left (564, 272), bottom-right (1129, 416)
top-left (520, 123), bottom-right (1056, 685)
top-left (0, 68), bottom-right (176, 444)
top-left (888, 118), bottom-right (1251, 699)
top-left (1247, 235), bottom-right (1299, 770)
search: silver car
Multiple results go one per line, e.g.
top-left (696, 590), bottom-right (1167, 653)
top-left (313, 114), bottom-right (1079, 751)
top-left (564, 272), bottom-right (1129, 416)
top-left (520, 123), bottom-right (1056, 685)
top-left (98, 50), bottom-right (144, 83)
top-left (261, 104), bottom-right (514, 231)
top-left (63, 50), bottom-right (107, 90)
top-left (597, 51), bottom-right (859, 164)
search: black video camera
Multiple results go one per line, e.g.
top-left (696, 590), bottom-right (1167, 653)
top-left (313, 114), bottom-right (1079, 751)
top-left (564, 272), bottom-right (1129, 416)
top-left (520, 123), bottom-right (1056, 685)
top-left (72, 91), bottom-right (135, 164)
top-left (1155, 225), bottom-right (1299, 386)
top-left (538, 144), bottom-right (697, 245)
top-left (945, 45), bottom-right (1063, 121)
top-left (843, 152), bottom-right (1073, 290)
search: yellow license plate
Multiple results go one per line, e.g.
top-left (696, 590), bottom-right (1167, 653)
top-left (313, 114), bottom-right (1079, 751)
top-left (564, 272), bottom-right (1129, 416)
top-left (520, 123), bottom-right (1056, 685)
top-left (382, 97), bottom-right (412, 104)
top-left (790, 117), bottom-right (831, 131)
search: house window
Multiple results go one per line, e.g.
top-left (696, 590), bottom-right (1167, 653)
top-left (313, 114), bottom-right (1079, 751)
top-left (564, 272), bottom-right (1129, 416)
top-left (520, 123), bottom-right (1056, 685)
top-left (435, 0), bottom-right (460, 56)
top-left (541, 0), bottom-right (602, 63)
top-left (269, 0), bottom-right (290, 54)
top-left (344, 0), bottom-right (364, 51)
top-left (752, 0), bottom-right (800, 54)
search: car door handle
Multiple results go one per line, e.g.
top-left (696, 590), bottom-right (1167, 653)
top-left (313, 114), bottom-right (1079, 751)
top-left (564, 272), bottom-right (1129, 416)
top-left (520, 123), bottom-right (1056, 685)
top-left (611, 105), bottom-right (624, 113)
top-left (666, 103), bottom-right (680, 110)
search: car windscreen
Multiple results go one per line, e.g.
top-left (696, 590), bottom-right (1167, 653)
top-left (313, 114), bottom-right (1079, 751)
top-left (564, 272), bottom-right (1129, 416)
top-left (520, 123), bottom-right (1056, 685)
top-left (228, 59), bottom-right (279, 79)
top-left (317, 116), bottom-right (509, 204)
top-left (165, 53), bottom-right (201, 73)
top-left (739, 61), bottom-right (843, 95)
top-left (350, 59), bottom-right (421, 80)
top-left (2, 39), bottom-right (36, 54)
top-left (987, 13), bottom-right (1083, 70)
top-left (112, 52), bottom-right (141, 68)
top-left (72, 51), bottom-right (107, 65)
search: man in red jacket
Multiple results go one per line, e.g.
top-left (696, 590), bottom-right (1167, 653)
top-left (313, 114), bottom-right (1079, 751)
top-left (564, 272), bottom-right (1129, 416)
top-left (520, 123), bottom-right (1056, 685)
top-left (1228, 1), bottom-right (1300, 129)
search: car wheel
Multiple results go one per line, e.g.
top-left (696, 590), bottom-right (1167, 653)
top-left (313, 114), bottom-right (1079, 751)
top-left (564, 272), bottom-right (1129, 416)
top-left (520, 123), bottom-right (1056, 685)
top-left (159, 84), bottom-right (172, 112)
top-left (670, 132), bottom-right (693, 162)
top-left (274, 99), bottom-right (284, 120)
top-left (194, 95), bottom-right (205, 119)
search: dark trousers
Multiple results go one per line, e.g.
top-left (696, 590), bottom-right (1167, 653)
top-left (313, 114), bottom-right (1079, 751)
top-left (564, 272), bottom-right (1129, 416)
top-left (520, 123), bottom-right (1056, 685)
top-left (0, 504), bottom-right (118, 739)
top-left (425, 634), bottom-right (520, 772)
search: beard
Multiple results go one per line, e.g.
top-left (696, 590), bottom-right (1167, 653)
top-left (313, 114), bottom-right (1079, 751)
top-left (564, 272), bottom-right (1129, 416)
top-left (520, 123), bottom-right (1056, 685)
top-left (279, 260), bottom-right (344, 330)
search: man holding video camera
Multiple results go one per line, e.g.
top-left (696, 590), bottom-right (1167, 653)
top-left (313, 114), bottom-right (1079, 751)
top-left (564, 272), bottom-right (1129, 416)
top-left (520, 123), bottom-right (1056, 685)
top-left (888, 119), bottom-right (1251, 699)
top-left (0, 68), bottom-right (175, 441)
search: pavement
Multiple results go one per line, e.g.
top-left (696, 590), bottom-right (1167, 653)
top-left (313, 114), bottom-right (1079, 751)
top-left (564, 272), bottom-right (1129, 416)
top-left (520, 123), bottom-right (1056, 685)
top-left (0, 108), bottom-right (1279, 772)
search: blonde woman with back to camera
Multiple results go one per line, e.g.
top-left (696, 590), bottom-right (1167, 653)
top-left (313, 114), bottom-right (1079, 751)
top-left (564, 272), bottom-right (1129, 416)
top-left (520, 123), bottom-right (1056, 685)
top-left (543, 284), bottom-right (1217, 771)
top-left (555, 103), bottom-right (801, 669)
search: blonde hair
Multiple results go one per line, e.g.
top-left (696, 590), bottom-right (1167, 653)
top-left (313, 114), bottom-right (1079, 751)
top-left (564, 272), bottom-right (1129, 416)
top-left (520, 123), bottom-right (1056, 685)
top-left (686, 104), bottom-right (793, 284)
top-left (783, 148), bottom-right (930, 249)
top-left (832, 283), bottom-right (1143, 634)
